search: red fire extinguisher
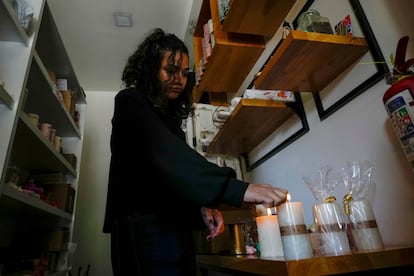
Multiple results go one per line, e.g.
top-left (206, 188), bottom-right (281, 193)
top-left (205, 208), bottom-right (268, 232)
top-left (383, 36), bottom-right (414, 169)
top-left (383, 75), bottom-right (414, 168)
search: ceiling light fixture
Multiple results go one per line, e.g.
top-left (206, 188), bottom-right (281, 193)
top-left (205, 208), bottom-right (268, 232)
top-left (113, 12), bottom-right (133, 27)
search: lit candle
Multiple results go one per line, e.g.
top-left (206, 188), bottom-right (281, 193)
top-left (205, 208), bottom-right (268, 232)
top-left (255, 206), bottom-right (284, 258)
top-left (277, 194), bottom-right (313, 260)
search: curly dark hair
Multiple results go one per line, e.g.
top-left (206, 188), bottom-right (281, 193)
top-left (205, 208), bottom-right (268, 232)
top-left (122, 28), bottom-right (194, 120)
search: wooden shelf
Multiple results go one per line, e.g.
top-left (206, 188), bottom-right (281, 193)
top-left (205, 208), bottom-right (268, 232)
top-left (220, 0), bottom-right (296, 37)
top-left (197, 246), bottom-right (414, 275)
top-left (193, 3), bottom-right (368, 156)
top-left (254, 30), bottom-right (369, 92)
top-left (193, 0), bottom-right (265, 101)
top-left (206, 99), bottom-right (294, 155)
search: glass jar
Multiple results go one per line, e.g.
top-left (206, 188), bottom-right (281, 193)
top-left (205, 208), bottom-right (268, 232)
top-left (297, 9), bottom-right (333, 34)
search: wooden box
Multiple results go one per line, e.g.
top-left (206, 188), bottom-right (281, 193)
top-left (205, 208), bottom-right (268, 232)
top-left (43, 229), bottom-right (69, 252)
top-left (63, 153), bottom-right (77, 169)
top-left (44, 184), bottom-right (75, 213)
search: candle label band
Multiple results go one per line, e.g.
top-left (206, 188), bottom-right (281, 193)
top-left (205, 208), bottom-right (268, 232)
top-left (318, 223), bottom-right (345, 233)
top-left (279, 224), bottom-right (307, 236)
top-left (351, 220), bottom-right (378, 229)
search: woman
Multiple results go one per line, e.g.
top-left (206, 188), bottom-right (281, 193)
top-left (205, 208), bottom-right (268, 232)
top-left (103, 28), bottom-right (288, 275)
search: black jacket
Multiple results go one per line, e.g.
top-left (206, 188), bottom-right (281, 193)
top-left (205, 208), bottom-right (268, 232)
top-left (103, 87), bottom-right (249, 233)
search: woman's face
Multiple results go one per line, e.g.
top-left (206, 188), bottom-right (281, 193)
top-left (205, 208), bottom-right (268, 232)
top-left (158, 51), bottom-right (190, 100)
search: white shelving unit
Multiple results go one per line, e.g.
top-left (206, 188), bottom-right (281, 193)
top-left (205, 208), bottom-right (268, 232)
top-left (0, 85), bottom-right (14, 109)
top-left (0, 0), bottom-right (86, 274)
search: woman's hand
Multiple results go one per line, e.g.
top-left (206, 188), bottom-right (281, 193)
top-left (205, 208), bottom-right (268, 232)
top-left (243, 183), bottom-right (288, 208)
top-left (200, 207), bottom-right (225, 240)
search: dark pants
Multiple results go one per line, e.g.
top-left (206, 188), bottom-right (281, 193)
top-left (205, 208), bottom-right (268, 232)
top-left (110, 213), bottom-right (198, 276)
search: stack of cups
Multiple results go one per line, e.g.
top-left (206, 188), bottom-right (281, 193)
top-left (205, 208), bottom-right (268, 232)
top-left (313, 201), bottom-right (351, 256)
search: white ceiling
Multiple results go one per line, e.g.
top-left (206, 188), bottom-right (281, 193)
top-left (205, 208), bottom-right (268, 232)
top-left (48, 0), bottom-right (201, 92)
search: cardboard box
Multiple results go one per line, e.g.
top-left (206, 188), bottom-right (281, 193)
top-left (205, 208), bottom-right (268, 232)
top-left (46, 229), bottom-right (69, 252)
top-left (32, 172), bottom-right (66, 184)
top-left (63, 153), bottom-right (77, 169)
top-left (44, 184), bottom-right (75, 213)
top-left (15, 228), bottom-right (70, 252)
top-left (193, 226), bottom-right (230, 254)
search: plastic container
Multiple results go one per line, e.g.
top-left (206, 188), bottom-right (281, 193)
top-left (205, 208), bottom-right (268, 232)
top-left (297, 10), bottom-right (333, 34)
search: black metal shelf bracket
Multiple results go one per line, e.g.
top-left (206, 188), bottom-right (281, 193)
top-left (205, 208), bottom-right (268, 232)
top-left (243, 92), bottom-right (309, 171)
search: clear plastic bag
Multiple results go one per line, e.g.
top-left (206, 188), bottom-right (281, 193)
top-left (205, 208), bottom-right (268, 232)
top-left (303, 166), bottom-right (351, 256)
top-left (341, 161), bottom-right (384, 251)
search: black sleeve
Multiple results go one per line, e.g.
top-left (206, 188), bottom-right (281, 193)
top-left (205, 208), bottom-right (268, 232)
top-left (111, 89), bottom-right (249, 208)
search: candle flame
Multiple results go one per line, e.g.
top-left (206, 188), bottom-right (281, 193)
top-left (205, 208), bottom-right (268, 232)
top-left (286, 193), bottom-right (291, 202)
top-left (266, 207), bottom-right (277, 216)
top-left (267, 208), bottom-right (272, 216)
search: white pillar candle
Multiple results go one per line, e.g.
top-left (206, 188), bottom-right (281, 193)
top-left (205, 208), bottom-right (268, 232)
top-left (349, 199), bottom-right (384, 251)
top-left (256, 209), bottom-right (284, 258)
top-left (313, 202), bottom-right (351, 256)
top-left (277, 201), bottom-right (313, 260)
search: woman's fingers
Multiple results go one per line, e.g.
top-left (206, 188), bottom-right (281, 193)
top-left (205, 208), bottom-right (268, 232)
top-left (244, 183), bottom-right (288, 207)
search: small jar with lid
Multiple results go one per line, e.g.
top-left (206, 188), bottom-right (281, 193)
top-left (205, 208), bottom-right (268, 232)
top-left (297, 9), bottom-right (333, 34)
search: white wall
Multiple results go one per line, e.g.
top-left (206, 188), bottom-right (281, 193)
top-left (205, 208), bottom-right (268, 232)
top-left (246, 0), bottom-right (414, 247)
top-left (71, 91), bottom-right (115, 276)
top-left (71, 1), bottom-right (414, 275)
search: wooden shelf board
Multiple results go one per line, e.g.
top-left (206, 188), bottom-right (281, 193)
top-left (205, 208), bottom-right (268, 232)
top-left (195, 40), bottom-right (265, 93)
top-left (193, 0), bottom-right (265, 95)
top-left (194, 0), bottom-right (212, 37)
top-left (192, 86), bottom-right (204, 104)
top-left (207, 99), bottom-right (294, 155)
top-left (221, 0), bottom-right (296, 37)
top-left (195, 0), bottom-right (265, 45)
top-left (254, 30), bottom-right (369, 92)
top-left (197, 246), bottom-right (414, 276)
top-left (208, 0), bottom-right (265, 45)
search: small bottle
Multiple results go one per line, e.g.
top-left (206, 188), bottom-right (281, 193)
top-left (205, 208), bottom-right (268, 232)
top-left (297, 10), bottom-right (333, 34)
